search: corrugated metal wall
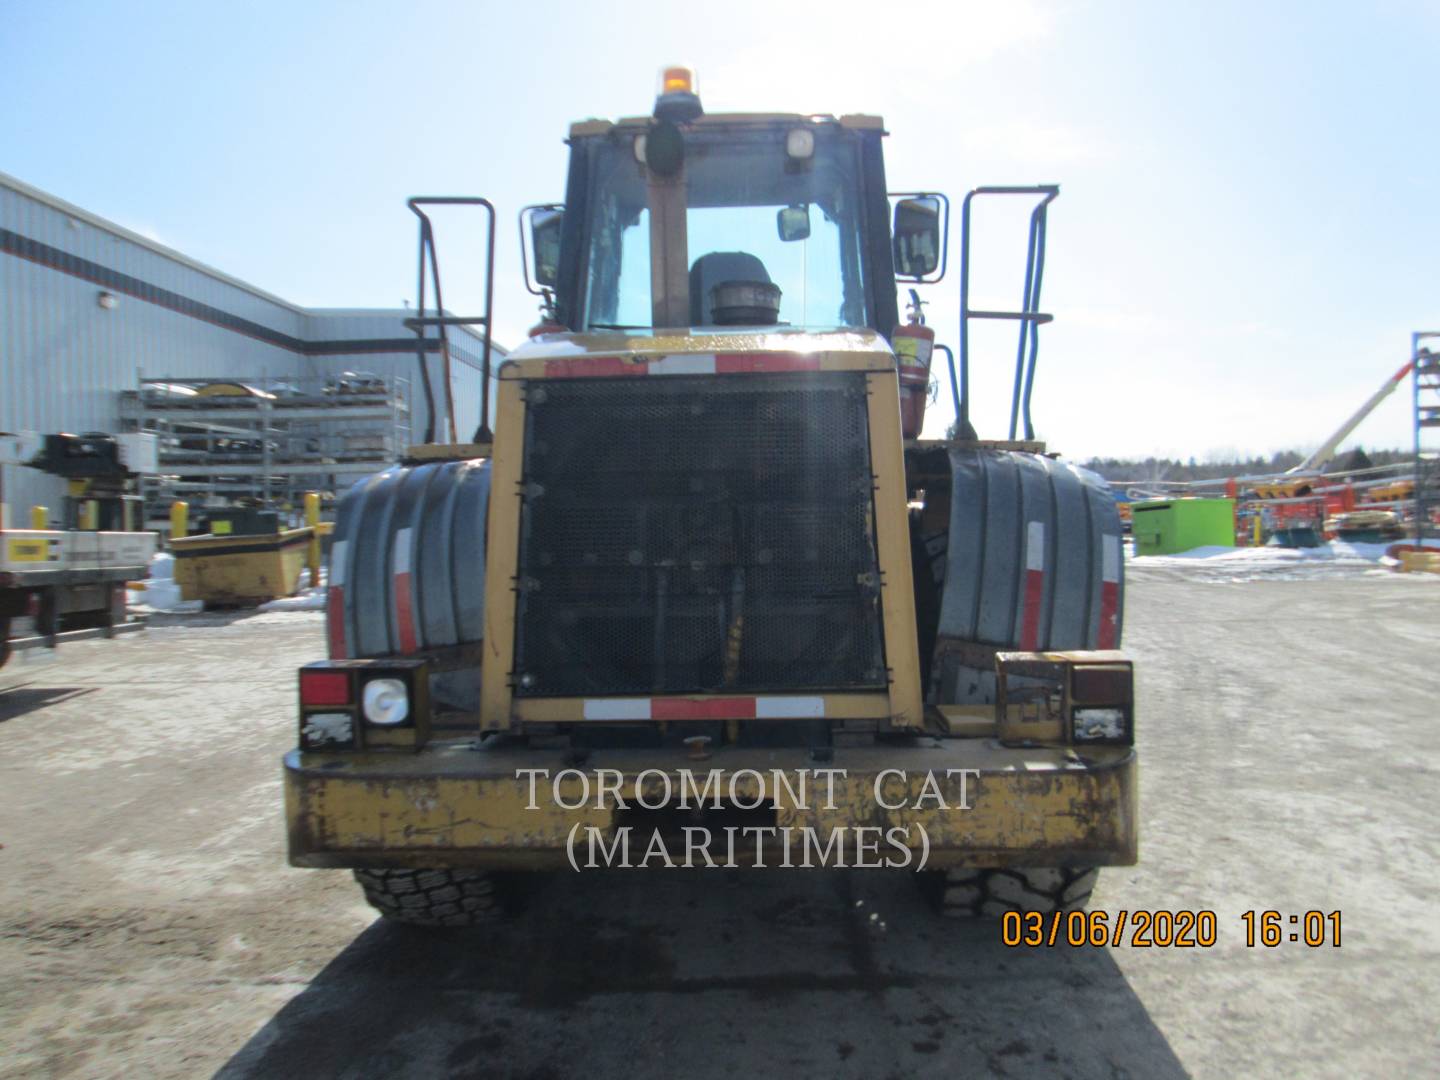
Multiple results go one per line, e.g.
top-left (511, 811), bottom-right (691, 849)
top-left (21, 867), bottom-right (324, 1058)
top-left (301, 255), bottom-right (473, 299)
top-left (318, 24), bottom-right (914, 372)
top-left (1, 173), bottom-right (500, 523)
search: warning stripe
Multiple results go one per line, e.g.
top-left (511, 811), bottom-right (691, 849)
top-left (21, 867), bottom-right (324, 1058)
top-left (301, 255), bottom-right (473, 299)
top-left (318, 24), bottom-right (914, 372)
top-left (392, 526), bottom-right (417, 654)
top-left (1098, 534), bottom-right (1121, 648)
top-left (544, 352), bottom-right (820, 379)
top-left (581, 696), bottom-right (826, 721)
top-left (327, 539), bottom-right (349, 659)
top-left (1019, 521), bottom-right (1046, 650)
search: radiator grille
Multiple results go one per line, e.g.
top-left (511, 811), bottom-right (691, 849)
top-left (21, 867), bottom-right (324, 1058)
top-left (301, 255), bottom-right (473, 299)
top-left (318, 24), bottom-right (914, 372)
top-left (513, 372), bottom-right (886, 698)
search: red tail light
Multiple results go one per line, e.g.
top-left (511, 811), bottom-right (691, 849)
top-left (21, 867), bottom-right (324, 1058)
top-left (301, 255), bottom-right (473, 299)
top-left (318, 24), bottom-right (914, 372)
top-left (300, 669), bottom-right (351, 707)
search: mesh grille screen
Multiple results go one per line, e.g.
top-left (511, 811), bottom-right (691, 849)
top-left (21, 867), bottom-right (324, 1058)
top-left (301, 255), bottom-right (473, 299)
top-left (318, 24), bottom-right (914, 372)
top-left (513, 372), bottom-right (886, 697)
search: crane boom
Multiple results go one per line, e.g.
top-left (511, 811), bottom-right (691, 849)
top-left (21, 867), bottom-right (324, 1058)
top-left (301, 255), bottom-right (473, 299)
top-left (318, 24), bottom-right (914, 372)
top-left (1287, 360), bottom-right (1415, 474)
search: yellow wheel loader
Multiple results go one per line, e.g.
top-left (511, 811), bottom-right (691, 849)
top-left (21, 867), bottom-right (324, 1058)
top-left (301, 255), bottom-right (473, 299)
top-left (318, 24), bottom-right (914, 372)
top-left (283, 69), bottom-right (1136, 925)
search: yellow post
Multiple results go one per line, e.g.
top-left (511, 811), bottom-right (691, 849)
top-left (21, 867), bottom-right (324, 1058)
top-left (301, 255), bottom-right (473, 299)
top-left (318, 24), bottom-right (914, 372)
top-left (78, 500), bottom-right (99, 530)
top-left (30, 505), bottom-right (48, 529)
top-left (170, 500), bottom-right (189, 542)
top-left (1252, 513), bottom-right (1262, 547)
top-left (304, 491), bottom-right (321, 587)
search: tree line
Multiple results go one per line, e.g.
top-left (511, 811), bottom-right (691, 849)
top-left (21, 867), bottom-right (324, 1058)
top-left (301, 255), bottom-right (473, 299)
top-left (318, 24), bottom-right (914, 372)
top-left (1076, 447), bottom-right (1411, 483)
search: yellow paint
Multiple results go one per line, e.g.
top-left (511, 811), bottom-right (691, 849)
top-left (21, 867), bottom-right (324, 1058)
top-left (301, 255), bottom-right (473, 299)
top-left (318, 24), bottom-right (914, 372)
top-left (283, 742), bottom-right (1136, 870)
top-left (7, 537), bottom-right (50, 562)
top-left (479, 378), bottom-right (527, 730)
top-left (29, 505), bottom-right (47, 529)
top-left (171, 528), bottom-right (310, 603)
top-left (865, 371), bottom-right (925, 728)
top-left (405, 442), bottom-right (493, 462)
top-left (212, 520), bottom-right (233, 536)
top-left (1399, 550), bottom-right (1440, 574)
top-left (505, 349), bottom-right (893, 381)
top-left (304, 491), bottom-right (321, 587)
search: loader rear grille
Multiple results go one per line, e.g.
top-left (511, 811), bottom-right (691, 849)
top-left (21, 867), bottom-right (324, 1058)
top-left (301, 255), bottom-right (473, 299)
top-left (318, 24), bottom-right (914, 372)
top-left (512, 372), bottom-right (886, 698)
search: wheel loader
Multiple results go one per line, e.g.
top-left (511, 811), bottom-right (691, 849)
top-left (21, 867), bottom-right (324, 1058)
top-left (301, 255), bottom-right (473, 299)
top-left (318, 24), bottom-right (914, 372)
top-left (283, 68), bottom-right (1136, 924)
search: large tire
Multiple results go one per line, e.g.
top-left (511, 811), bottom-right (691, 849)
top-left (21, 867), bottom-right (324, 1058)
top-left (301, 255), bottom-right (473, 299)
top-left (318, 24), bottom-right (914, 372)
top-left (937, 867), bottom-right (1098, 918)
top-left (354, 868), bottom-right (502, 927)
top-left (910, 447), bottom-right (1124, 705)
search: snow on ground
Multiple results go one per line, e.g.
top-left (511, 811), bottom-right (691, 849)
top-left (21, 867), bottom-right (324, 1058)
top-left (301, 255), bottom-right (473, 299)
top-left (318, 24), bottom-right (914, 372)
top-left (259, 587), bottom-right (327, 612)
top-left (1129, 538), bottom-right (1440, 583)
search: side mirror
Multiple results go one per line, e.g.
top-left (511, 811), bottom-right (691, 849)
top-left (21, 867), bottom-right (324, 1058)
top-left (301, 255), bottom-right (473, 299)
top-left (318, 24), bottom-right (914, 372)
top-left (777, 204), bottom-right (811, 242)
top-left (529, 208), bottom-right (563, 288)
top-left (892, 194), bottom-right (947, 281)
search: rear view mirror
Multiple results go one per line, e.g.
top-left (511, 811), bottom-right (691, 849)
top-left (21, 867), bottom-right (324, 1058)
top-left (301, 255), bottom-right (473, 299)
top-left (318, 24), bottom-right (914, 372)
top-left (892, 194), bottom-right (945, 280)
top-left (777, 204), bottom-right (811, 242)
top-left (530, 209), bottom-right (563, 288)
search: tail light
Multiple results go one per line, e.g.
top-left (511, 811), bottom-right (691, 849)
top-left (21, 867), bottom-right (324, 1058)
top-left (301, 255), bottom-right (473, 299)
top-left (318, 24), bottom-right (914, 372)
top-left (297, 658), bottom-right (431, 752)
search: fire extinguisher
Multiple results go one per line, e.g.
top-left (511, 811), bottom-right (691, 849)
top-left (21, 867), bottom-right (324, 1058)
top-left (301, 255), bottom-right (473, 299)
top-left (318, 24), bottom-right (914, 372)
top-left (893, 289), bottom-right (935, 439)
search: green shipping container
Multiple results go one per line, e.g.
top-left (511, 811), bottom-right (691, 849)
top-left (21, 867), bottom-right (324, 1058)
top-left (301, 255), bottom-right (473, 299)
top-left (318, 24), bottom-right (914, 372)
top-left (1131, 498), bottom-right (1235, 556)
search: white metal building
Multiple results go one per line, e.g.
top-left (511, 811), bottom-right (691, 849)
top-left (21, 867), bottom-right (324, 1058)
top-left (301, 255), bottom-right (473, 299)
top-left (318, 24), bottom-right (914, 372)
top-left (1, 170), bottom-right (503, 523)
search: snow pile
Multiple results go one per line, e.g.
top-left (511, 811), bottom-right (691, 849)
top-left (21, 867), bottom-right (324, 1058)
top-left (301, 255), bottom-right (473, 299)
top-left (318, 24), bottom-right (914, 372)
top-left (126, 551), bottom-right (204, 612)
top-left (1129, 539), bottom-right (1440, 582)
top-left (261, 563), bottom-right (328, 610)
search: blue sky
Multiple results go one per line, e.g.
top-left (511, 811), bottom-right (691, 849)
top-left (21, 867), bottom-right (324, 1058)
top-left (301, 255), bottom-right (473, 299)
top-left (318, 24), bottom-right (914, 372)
top-left (3, 0), bottom-right (1436, 458)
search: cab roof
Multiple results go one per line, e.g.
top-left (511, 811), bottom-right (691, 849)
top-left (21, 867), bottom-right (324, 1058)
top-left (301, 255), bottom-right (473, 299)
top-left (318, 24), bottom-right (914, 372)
top-left (569, 113), bottom-right (885, 138)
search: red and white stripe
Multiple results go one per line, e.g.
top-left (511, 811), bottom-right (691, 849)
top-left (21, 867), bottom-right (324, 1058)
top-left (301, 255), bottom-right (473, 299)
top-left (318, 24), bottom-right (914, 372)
top-left (392, 527), bottom-right (418, 654)
top-left (581, 696), bottom-right (826, 721)
top-left (1019, 521), bottom-right (1046, 650)
top-left (544, 352), bottom-right (821, 379)
top-left (326, 539), bottom-right (349, 659)
top-left (1098, 534), bottom-right (1121, 648)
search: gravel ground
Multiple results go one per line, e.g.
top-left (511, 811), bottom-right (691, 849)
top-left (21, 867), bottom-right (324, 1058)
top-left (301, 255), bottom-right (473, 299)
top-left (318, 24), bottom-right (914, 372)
top-left (1, 570), bottom-right (1437, 1079)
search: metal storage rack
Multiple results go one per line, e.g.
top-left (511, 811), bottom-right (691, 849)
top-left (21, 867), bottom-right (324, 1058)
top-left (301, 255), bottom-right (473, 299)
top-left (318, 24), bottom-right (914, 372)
top-left (1415, 333), bottom-right (1440, 541)
top-left (119, 372), bottom-right (409, 525)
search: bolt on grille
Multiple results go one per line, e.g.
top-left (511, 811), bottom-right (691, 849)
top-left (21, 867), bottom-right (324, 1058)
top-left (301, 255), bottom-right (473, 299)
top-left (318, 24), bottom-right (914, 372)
top-left (512, 372), bottom-right (887, 698)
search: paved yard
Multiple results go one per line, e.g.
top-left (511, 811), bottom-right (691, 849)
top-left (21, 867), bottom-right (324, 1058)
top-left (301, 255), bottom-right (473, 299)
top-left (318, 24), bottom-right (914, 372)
top-left (1, 571), bottom-right (1437, 1078)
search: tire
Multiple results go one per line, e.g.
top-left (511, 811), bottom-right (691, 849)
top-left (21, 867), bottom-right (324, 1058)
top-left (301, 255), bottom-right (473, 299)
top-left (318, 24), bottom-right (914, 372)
top-left (353, 868), bottom-right (502, 927)
top-left (908, 446), bottom-right (1124, 706)
top-left (936, 867), bottom-right (1098, 918)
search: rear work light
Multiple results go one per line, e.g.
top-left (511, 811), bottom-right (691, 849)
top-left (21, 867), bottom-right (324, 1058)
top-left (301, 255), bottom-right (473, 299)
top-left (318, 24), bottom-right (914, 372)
top-left (362, 678), bottom-right (410, 726)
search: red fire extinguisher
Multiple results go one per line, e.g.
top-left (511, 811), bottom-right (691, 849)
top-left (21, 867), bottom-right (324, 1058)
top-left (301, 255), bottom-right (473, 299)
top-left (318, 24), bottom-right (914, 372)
top-left (893, 289), bottom-right (935, 439)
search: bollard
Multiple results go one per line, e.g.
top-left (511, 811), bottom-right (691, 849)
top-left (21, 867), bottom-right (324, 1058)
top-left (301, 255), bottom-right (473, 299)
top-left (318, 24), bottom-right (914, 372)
top-left (170, 500), bottom-right (189, 542)
top-left (30, 505), bottom-right (48, 529)
top-left (78, 500), bottom-right (99, 531)
top-left (305, 491), bottom-right (321, 588)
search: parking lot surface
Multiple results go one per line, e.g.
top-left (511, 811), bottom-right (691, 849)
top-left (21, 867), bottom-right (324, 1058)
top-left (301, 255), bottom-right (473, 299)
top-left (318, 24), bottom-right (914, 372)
top-left (2, 571), bottom-right (1437, 1079)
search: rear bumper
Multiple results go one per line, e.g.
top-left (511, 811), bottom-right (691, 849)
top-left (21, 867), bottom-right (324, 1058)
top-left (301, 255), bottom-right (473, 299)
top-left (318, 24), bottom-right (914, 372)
top-left (284, 738), bottom-right (1136, 871)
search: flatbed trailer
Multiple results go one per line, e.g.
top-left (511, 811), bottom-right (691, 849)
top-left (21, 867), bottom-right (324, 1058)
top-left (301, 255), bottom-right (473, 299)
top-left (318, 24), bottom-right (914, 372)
top-left (0, 528), bottom-right (155, 665)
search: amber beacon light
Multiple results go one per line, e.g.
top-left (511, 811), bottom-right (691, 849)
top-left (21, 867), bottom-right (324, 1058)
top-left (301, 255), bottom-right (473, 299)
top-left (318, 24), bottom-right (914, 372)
top-left (660, 65), bottom-right (695, 95)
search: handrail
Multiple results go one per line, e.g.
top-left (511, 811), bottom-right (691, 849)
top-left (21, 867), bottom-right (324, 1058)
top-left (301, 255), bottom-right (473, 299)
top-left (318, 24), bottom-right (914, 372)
top-left (958, 185), bottom-right (1059, 441)
top-left (405, 197), bottom-right (496, 444)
